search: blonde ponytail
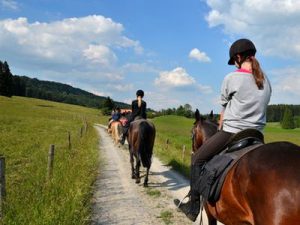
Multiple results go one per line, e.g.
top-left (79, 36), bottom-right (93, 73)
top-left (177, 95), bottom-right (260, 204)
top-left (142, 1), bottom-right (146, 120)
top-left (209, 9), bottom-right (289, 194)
top-left (137, 96), bottom-right (142, 107)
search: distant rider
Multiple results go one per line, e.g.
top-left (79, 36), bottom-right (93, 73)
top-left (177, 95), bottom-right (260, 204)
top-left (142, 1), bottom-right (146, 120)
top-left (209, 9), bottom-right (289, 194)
top-left (120, 89), bottom-right (147, 145)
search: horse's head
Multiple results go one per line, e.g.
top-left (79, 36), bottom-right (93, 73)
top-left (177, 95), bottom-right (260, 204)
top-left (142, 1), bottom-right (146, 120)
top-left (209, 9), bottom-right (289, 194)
top-left (191, 109), bottom-right (218, 153)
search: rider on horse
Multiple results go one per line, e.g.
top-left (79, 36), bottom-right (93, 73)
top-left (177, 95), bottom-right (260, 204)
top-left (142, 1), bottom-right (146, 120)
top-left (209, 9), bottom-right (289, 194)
top-left (175, 38), bottom-right (272, 221)
top-left (120, 89), bottom-right (147, 145)
top-left (108, 107), bottom-right (121, 129)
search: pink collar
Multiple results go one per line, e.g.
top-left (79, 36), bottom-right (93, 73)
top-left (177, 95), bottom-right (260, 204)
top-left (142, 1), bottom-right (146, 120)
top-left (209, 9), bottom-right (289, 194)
top-left (235, 68), bottom-right (252, 74)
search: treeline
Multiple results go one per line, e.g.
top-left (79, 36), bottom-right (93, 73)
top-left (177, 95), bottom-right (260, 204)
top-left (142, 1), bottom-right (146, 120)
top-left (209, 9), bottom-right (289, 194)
top-left (267, 104), bottom-right (300, 122)
top-left (0, 60), bottom-right (130, 109)
top-left (268, 105), bottom-right (300, 129)
top-left (155, 104), bottom-right (300, 129)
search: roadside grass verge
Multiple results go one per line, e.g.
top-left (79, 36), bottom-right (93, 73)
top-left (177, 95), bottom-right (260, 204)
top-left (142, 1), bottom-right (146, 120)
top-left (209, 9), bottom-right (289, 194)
top-left (152, 115), bottom-right (193, 177)
top-left (0, 96), bottom-right (100, 225)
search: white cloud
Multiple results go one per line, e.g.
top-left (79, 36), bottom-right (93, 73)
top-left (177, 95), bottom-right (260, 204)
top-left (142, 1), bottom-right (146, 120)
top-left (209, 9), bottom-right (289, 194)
top-left (189, 48), bottom-right (211, 62)
top-left (154, 67), bottom-right (196, 88)
top-left (198, 84), bottom-right (213, 94)
top-left (271, 67), bottom-right (300, 96)
top-left (83, 44), bottom-right (117, 66)
top-left (0, 15), bottom-right (142, 72)
top-left (204, 0), bottom-right (300, 59)
top-left (0, 0), bottom-right (18, 10)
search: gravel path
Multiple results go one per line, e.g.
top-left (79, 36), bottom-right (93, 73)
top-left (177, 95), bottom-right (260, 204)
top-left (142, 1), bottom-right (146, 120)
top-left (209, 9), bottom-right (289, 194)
top-left (91, 124), bottom-right (221, 225)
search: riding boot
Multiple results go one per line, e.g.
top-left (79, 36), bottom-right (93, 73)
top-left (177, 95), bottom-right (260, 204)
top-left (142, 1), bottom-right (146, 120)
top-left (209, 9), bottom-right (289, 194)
top-left (174, 162), bottom-right (205, 222)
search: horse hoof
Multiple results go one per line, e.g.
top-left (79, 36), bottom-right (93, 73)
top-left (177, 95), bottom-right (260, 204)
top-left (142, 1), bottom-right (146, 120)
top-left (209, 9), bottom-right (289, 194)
top-left (131, 175), bottom-right (135, 179)
top-left (143, 183), bottom-right (148, 187)
top-left (136, 179), bottom-right (141, 184)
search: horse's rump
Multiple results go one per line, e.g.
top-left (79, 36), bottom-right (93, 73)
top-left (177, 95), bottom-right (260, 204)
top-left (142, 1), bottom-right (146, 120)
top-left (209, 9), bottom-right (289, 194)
top-left (215, 141), bottom-right (300, 224)
top-left (129, 119), bottom-right (156, 168)
top-left (111, 121), bottom-right (122, 143)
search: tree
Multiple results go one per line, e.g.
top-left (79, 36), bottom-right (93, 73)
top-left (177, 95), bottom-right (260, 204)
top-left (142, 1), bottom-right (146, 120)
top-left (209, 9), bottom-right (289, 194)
top-left (281, 107), bottom-right (295, 129)
top-left (102, 97), bottom-right (115, 115)
top-left (0, 61), bottom-right (13, 97)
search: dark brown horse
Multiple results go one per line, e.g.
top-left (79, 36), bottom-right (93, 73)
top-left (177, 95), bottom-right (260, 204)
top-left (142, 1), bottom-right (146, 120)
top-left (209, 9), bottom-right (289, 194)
top-left (192, 109), bottom-right (300, 225)
top-left (127, 118), bottom-right (156, 187)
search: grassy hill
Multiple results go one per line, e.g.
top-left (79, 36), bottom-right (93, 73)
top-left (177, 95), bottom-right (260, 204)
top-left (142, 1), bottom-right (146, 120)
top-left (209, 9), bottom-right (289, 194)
top-left (152, 115), bottom-right (300, 177)
top-left (12, 75), bottom-right (131, 109)
top-left (0, 96), bottom-right (101, 224)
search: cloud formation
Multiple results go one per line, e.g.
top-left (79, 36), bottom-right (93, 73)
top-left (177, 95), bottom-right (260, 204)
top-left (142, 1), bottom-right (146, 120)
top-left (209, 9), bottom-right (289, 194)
top-left (271, 67), bottom-right (300, 96)
top-left (0, 0), bottom-right (18, 10)
top-left (189, 48), bottom-right (211, 62)
top-left (205, 0), bottom-right (300, 59)
top-left (0, 15), bottom-right (142, 73)
top-left (154, 67), bottom-right (196, 88)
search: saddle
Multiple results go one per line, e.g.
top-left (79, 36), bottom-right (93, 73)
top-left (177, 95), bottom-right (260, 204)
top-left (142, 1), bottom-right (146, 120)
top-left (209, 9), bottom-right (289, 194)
top-left (198, 129), bottom-right (264, 203)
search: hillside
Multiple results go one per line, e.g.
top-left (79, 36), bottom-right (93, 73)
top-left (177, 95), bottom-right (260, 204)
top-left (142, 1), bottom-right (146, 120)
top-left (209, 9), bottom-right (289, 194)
top-left (12, 75), bottom-right (131, 109)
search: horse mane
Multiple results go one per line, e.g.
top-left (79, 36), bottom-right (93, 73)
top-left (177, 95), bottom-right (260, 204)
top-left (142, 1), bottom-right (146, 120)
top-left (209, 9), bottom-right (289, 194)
top-left (199, 118), bottom-right (219, 139)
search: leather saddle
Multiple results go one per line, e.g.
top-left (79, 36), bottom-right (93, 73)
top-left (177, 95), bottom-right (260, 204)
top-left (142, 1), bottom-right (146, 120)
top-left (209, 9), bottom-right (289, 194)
top-left (198, 128), bottom-right (265, 203)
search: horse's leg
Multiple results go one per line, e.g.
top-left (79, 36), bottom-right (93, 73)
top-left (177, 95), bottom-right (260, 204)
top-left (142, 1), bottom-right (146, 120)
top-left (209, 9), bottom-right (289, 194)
top-left (135, 158), bottom-right (141, 184)
top-left (143, 167), bottom-right (149, 187)
top-left (129, 150), bottom-right (135, 179)
top-left (205, 204), bottom-right (217, 225)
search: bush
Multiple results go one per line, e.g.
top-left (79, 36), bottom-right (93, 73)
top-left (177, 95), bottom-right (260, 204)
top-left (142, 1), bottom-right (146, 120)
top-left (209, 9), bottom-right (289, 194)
top-left (281, 107), bottom-right (295, 129)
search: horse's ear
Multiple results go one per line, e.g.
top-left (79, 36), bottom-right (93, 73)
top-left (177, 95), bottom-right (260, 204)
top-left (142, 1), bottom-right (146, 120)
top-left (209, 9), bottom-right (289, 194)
top-left (195, 109), bottom-right (201, 122)
top-left (209, 110), bottom-right (214, 120)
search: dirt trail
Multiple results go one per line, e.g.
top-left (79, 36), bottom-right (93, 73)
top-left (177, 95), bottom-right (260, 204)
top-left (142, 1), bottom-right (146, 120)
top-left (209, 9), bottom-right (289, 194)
top-left (91, 124), bottom-right (222, 225)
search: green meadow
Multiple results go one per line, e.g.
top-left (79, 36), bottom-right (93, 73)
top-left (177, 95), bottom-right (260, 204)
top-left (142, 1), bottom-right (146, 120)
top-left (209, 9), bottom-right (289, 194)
top-left (152, 115), bottom-right (300, 177)
top-left (1, 96), bottom-right (299, 224)
top-left (0, 96), bottom-right (101, 225)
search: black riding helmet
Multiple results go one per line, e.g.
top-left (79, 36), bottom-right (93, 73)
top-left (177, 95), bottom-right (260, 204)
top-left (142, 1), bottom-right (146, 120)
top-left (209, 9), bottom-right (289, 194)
top-left (228, 38), bottom-right (256, 65)
top-left (136, 89), bottom-right (144, 97)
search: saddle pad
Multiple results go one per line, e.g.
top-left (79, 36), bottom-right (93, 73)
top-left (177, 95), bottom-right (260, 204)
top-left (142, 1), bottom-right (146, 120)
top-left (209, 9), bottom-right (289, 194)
top-left (199, 143), bottom-right (263, 203)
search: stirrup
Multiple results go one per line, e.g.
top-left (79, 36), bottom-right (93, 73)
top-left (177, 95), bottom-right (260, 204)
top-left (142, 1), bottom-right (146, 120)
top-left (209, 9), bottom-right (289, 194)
top-left (175, 191), bottom-right (191, 208)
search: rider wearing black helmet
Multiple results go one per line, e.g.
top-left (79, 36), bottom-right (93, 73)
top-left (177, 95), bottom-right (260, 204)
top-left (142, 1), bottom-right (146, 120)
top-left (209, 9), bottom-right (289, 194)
top-left (120, 89), bottom-right (147, 144)
top-left (174, 38), bottom-right (272, 221)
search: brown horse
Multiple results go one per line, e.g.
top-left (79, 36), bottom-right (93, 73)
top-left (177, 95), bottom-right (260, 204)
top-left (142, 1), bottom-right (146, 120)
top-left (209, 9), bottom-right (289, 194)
top-left (192, 109), bottom-right (300, 225)
top-left (111, 121), bottom-right (123, 146)
top-left (127, 118), bottom-right (156, 187)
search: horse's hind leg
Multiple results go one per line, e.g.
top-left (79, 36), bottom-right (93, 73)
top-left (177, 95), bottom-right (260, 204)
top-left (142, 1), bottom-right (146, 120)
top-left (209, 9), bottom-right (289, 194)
top-left (135, 159), bottom-right (141, 184)
top-left (144, 167), bottom-right (149, 187)
top-left (130, 151), bottom-right (135, 179)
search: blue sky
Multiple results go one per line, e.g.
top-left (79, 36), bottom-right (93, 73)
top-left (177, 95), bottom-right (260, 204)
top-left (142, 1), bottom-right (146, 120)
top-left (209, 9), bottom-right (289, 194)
top-left (1, 0), bottom-right (300, 112)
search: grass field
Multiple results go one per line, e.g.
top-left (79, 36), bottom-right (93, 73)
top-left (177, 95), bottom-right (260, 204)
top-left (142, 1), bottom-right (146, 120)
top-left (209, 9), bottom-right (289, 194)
top-left (152, 115), bottom-right (300, 177)
top-left (1, 96), bottom-right (299, 224)
top-left (0, 96), bottom-right (101, 225)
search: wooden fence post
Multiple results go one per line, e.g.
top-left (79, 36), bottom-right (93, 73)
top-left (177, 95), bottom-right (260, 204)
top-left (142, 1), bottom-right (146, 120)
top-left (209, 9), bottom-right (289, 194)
top-left (68, 132), bottom-right (71, 149)
top-left (165, 138), bottom-right (169, 149)
top-left (80, 127), bottom-right (83, 138)
top-left (84, 118), bottom-right (88, 133)
top-left (182, 145), bottom-right (186, 162)
top-left (0, 156), bottom-right (6, 218)
top-left (47, 145), bottom-right (55, 180)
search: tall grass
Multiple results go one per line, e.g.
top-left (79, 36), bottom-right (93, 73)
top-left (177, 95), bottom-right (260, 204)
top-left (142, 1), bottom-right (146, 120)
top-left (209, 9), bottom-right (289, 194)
top-left (152, 115), bottom-right (193, 177)
top-left (152, 115), bottom-right (300, 177)
top-left (0, 96), bottom-right (101, 224)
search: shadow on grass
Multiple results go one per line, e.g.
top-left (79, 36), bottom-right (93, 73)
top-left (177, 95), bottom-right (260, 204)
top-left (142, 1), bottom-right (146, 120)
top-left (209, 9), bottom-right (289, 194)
top-left (166, 159), bottom-right (190, 178)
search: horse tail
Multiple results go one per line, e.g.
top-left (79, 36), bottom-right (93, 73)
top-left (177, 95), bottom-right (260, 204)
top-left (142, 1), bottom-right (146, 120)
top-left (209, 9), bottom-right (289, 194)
top-left (138, 121), bottom-right (154, 168)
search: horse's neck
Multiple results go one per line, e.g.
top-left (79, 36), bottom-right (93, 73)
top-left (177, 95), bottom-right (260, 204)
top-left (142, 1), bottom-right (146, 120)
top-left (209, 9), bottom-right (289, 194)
top-left (203, 121), bottom-right (218, 139)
